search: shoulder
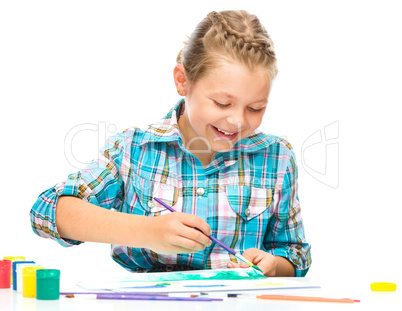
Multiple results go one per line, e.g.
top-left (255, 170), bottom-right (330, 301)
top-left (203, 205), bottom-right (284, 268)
top-left (268, 135), bottom-right (297, 170)
top-left (100, 127), bottom-right (147, 159)
top-left (120, 126), bottom-right (147, 145)
top-left (275, 136), bottom-right (294, 152)
top-left (106, 127), bottom-right (146, 146)
top-left (241, 132), bottom-right (298, 176)
top-left (240, 130), bottom-right (294, 156)
top-left (271, 135), bottom-right (297, 164)
top-left (252, 133), bottom-right (299, 190)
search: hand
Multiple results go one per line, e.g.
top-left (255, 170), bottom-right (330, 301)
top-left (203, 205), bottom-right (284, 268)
top-left (226, 248), bottom-right (277, 276)
top-left (143, 213), bottom-right (212, 255)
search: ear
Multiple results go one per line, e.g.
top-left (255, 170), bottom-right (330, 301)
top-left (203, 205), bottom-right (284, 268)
top-left (173, 64), bottom-right (188, 96)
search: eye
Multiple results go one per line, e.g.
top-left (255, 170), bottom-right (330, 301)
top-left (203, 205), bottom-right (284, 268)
top-left (248, 107), bottom-right (264, 113)
top-left (214, 101), bottom-right (230, 109)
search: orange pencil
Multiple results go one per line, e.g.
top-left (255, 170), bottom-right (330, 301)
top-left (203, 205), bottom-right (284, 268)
top-left (256, 294), bottom-right (359, 303)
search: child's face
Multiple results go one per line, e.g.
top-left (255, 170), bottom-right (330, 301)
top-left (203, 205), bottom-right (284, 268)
top-left (179, 62), bottom-right (271, 158)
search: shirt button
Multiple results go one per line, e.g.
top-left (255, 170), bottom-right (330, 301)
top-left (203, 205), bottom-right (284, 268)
top-left (244, 208), bottom-right (251, 217)
top-left (197, 188), bottom-right (205, 196)
top-left (148, 200), bottom-right (155, 209)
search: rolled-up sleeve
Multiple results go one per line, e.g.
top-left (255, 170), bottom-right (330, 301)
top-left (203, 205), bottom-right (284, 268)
top-left (263, 149), bottom-right (312, 277)
top-left (30, 131), bottom-right (130, 247)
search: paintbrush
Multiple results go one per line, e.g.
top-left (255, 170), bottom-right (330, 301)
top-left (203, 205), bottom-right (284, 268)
top-left (153, 198), bottom-right (264, 275)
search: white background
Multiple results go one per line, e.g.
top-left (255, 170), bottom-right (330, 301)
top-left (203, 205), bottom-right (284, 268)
top-left (1, 0), bottom-right (401, 285)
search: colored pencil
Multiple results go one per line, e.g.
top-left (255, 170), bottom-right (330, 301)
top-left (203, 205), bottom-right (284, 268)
top-left (200, 292), bottom-right (360, 303)
top-left (153, 198), bottom-right (263, 274)
top-left (96, 293), bottom-right (222, 301)
top-left (60, 291), bottom-right (167, 296)
top-left (251, 294), bottom-right (359, 303)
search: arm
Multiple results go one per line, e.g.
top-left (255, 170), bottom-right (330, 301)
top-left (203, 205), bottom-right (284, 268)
top-left (30, 131), bottom-right (128, 247)
top-left (55, 196), bottom-right (149, 247)
top-left (263, 148), bottom-right (311, 277)
top-left (275, 255), bottom-right (296, 276)
top-left (227, 145), bottom-right (310, 277)
top-left (56, 196), bottom-right (211, 254)
top-left (31, 129), bottom-right (211, 253)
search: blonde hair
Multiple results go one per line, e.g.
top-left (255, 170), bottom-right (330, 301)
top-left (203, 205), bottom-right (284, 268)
top-left (177, 10), bottom-right (278, 84)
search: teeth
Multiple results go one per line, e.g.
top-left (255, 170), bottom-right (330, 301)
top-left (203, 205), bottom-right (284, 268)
top-left (217, 128), bottom-right (234, 135)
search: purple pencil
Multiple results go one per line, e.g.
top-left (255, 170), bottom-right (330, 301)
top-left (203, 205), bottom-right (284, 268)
top-left (60, 292), bottom-right (167, 296)
top-left (153, 198), bottom-right (263, 274)
top-left (96, 293), bottom-right (222, 301)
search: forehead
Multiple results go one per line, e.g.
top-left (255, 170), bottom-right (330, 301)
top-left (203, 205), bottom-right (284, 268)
top-left (196, 62), bottom-right (271, 101)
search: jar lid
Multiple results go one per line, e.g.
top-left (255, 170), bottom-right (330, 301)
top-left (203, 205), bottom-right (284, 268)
top-left (3, 256), bottom-right (26, 261)
top-left (12, 261), bottom-right (35, 270)
top-left (22, 267), bottom-right (45, 276)
top-left (36, 269), bottom-right (60, 279)
top-left (370, 282), bottom-right (397, 291)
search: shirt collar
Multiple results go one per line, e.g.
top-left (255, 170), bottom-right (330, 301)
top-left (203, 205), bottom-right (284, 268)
top-left (139, 100), bottom-right (184, 146)
top-left (140, 99), bottom-right (277, 154)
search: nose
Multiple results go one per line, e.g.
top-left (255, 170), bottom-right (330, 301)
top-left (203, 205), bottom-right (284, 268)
top-left (226, 109), bottom-right (246, 131)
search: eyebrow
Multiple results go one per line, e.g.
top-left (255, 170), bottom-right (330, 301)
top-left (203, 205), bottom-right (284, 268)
top-left (216, 92), bottom-right (236, 99)
top-left (214, 92), bottom-right (268, 104)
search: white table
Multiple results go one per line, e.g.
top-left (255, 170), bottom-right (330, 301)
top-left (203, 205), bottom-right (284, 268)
top-left (1, 277), bottom-right (400, 311)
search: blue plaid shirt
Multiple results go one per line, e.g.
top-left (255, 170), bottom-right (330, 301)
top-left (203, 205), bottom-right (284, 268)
top-left (31, 99), bottom-right (311, 276)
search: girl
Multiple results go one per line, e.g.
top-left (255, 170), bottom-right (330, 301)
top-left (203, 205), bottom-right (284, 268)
top-left (31, 10), bottom-right (311, 277)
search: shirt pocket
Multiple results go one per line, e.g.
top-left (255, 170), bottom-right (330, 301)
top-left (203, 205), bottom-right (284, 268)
top-left (226, 185), bottom-right (273, 221)
top-left (132, 175), bottom-right (181, 215)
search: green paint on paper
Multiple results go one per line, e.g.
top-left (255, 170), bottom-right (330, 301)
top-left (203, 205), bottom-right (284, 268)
top-left (120, 268), bottom-right (266, 283)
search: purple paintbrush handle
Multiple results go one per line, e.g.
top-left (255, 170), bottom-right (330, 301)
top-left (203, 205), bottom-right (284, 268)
top-left (208, 235), bottom-right (236, 255)
top-left (154, 198), bottom-right (176, 212)
top-left (96, 294), bottom-right (221, 301)
top-left (153, 198), bottom-right (236, 256)
top-left (60, 292), bottom-right (167, 296)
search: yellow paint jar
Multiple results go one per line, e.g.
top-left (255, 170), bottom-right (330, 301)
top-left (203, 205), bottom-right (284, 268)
top-left (370, 282), bottom-right (397, 292)
top-left (22, 267), bottom-right (45, 298)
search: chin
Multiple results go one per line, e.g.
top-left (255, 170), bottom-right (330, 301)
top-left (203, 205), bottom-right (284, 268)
top-left (212, 141), bottom-right (237, 152)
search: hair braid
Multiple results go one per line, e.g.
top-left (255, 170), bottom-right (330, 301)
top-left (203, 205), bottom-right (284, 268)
top-left (207, 11), bottom-right (276, 62)
top-left (177, 10), bottom-right (278, 83)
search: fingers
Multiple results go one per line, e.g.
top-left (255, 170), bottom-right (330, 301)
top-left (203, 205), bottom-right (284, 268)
top-left (147, 213), bottom-right (211, 254)
top-left (173, 213), bottom-right (211, 247)
top-left (226, 248), bottom-right (277, 276)
top-left (227, 260), bottom-right (251, 269)
top-left (227, 261), bottom-right (240, 268)
top-left (242, 248), bottom-right (277, 276)
top-left (242, 248), bottom-right (262, 261)
top-left (148, 229), bottom-right (208, 255)
top-left (178, 225), bottom-right (212, 248)
top-left (171, 235), bottom-right (209, 252)
top-left (178, 213), bottom-right (211, 237)
top-left (239, 261), bottom-right (250, 268)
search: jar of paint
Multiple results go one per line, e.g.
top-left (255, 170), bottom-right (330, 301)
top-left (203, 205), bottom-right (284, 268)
top-left (36, 269), bottom-right (60, 300)
top-left (3, 256), bottom-right (25, 284)
top-left (16, 263), bottom-right (38, 293)
top-left (22, 267), bottom-right (45, 298)
top-left (0, 260), bottom-right (12, 288)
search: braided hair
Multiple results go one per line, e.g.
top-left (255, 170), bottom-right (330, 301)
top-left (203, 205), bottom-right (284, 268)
top-left (177, 10), bottom-right (278, 84)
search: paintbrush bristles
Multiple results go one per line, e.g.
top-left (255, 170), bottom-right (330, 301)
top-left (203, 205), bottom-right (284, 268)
top-left (235, 254), bottom-right (264, 274)
top-left (236, 254), bottom-right (253, 266)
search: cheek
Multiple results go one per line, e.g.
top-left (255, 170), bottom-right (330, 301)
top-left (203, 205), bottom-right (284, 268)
top-left (188, 111), bottom-right (210, 133)
top-left (247, 114), bottom-right (264, 130)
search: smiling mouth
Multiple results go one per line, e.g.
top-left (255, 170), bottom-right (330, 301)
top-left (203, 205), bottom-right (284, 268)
top-left (212, 126), bottom-right (239, 140)
top-left (216, 127), bottom-right (235, 135)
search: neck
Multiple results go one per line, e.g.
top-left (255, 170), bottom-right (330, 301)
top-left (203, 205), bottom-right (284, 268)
top-left (178, 115), bottom-right (215, 167)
